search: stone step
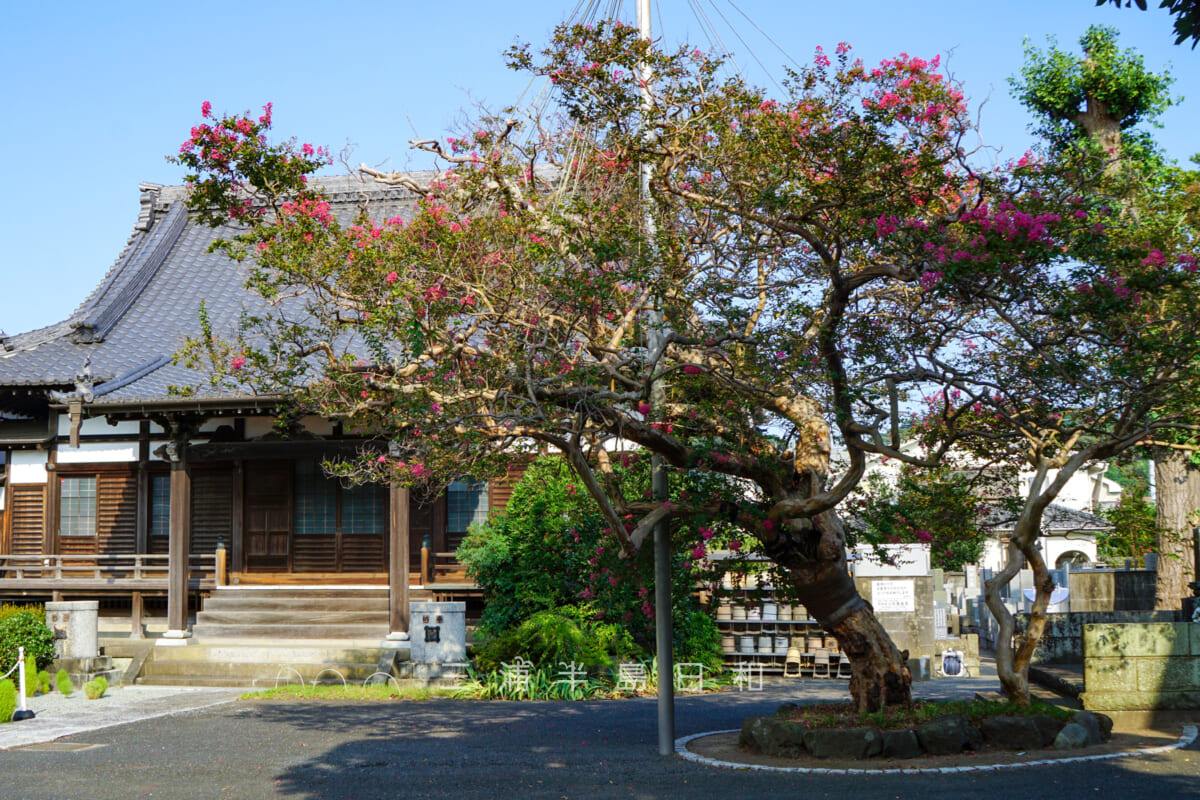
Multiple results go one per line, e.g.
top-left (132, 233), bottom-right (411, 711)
top-left (195, 610), bottom-right (390, 626)
top-left (200, 596), bottom-right (392, 612)
top-left (191, 622), bottom-right (388, 639)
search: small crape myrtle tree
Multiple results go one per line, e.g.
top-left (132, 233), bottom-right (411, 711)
top-left (174, 23), bottom-right (1198, 709)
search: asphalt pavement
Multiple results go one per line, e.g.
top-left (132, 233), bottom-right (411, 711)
top-left (0, 669), bottom-right (1196, 800)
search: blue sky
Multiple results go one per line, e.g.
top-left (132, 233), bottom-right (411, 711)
top-left (1, 1), bottom-right (1196, 336)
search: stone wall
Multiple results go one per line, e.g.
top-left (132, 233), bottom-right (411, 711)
top-left (1019, 611), bottom-right (1180, 664)
top-left (854, 575), bottom-right (934, 665)
top-left (1068, 569), bottom-right (1156, 612)
top-left (1080, 622), bottom-right (1200, 711)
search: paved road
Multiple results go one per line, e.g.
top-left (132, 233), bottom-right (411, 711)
top-left (0, 676), bottom-right (1197, 799)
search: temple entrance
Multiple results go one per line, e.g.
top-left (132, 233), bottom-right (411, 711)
top-left (243, 463), bottom-right (291, 571)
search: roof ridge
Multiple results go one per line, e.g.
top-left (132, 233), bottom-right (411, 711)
top-left (73, 203), bottom-right (189, 343)
top-left (91, 355), bottom-right (173, 398)
top-left (65, 184), bottom-right (171, 330)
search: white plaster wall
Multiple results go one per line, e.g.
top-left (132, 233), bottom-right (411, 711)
top-left (244, 418), bottom-right (275, 439)
top-left (57, 442), bottom-right (138, 464)
top-left (301, 416), bottom-right (334, 437)
top-left (1042, 536), bottom-right (1097, 568)
top-left (9, 450), bottom-right (48, 483)
top-left (58, 415), bottom-right (141, 437)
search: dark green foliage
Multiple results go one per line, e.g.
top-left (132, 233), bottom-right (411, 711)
top-left (473, 608), bottom-right (638, 672)
top-left (458, 456), bottom-right (726, 665)
top-left (0, 605), bottom-right (56, 673)
top-left (672, 609), bottom-right (723, 671)
top-left (851, 467), bottom-right (994, 571)
top-left (1099, 478), bottom-right (1164, 561)
top-left (0, 679), bottom-right (15, 724)
top-left (1011, 25), bottom-right (1174, 159)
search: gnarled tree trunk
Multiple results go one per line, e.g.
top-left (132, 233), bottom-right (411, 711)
top-left (765, 509), bottom-right (912, 712)
top-left (1155, 454), bottom-right (1200, 611)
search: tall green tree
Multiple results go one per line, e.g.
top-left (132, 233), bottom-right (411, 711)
top-left (1014, 25), bottom-right (1199, 611)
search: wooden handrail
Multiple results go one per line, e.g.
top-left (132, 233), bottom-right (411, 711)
top-left (0, 553), bottom-right (217, 585)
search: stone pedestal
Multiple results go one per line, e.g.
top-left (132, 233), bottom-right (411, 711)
top-left (45, 601), bottom-right (99, 660)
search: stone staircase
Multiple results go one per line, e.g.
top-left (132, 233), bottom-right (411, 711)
top-left (130, 586), bottom-right (435, 688)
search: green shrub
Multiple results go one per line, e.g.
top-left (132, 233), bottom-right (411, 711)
top-left (84, 676), bottom-right (107, 700)
top-left (0, 679), bottom-right (15, 723)
top-left (673, 609), bottom-right (724, 671)
top-left (458, 455), bottom-right (731, 666)
top-left (22, 657), bottom-right (37, 698)
top-left (38, 670), bottom-right (50, 695)
top-left (56, 669), bottom-right (74, 696)
top-left (0, 605), bottom-right (55, 673)
top-left (473, 606), bottom-right (641, 672)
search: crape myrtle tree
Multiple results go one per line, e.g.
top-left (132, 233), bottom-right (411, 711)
top-left (174, 23), bottom-right (1199, 708)
top-left (1013, 26), bottom-right (1200, 611)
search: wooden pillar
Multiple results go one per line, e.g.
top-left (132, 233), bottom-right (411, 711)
top-left (135, 422), bottom-right (150, 555)
top-left (387, 482), bottom-right (410, 641)
top-left (163, 438), bottom-right (191, 641)
top-left (231, 459), bottom-right (244, 577)
top-left (43, 448), bottom-right (58, 555)
top-left (130, 591), bottom-right (144, 639)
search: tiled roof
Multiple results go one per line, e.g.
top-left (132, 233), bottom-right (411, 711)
top-left (984, 502), bottom-right (1111, 533)
top-left (0, 173), bottom-right (430, 406)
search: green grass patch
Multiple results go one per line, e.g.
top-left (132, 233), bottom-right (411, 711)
top-left (778, 699), bottom-right (1076, 730)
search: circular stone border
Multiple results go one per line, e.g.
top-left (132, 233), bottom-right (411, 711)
top-left (675, 723), bottom-right (1198, 774)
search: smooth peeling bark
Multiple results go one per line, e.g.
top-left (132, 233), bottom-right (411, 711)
top-left (767, 510), bottom-right (912, 712)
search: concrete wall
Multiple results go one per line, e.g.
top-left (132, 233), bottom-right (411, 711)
top-left (1068, 569), bottom-right (1156, 612)
top-left (855, 576), bottom-right (934, 664)
top-left (1081, 622), bottom-right (1200, 711)
top-left (1019, 611), bottom-right (1180, 664)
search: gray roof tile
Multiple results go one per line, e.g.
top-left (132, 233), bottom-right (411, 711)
top-left (0, 173), bottom-right (428, 406)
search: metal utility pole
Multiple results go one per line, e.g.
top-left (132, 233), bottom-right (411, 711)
top-left (636, 0), bottom-right (675, 756)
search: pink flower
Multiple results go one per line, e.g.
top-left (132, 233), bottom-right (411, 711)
top-left (682, 365), bottom-right (702, 375)
top-left (699, 526), bottom-right (714, 540)
top-left (201, 101), bottom-right (212, 118)
top-left (230, 355), bottom-right (246, 370)
top-left (637, 402), bottom-right (651, 415)
top-left (377, 455), bottom-right (387, 463)
top-left (385, 271), bottom-right (399, 285)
